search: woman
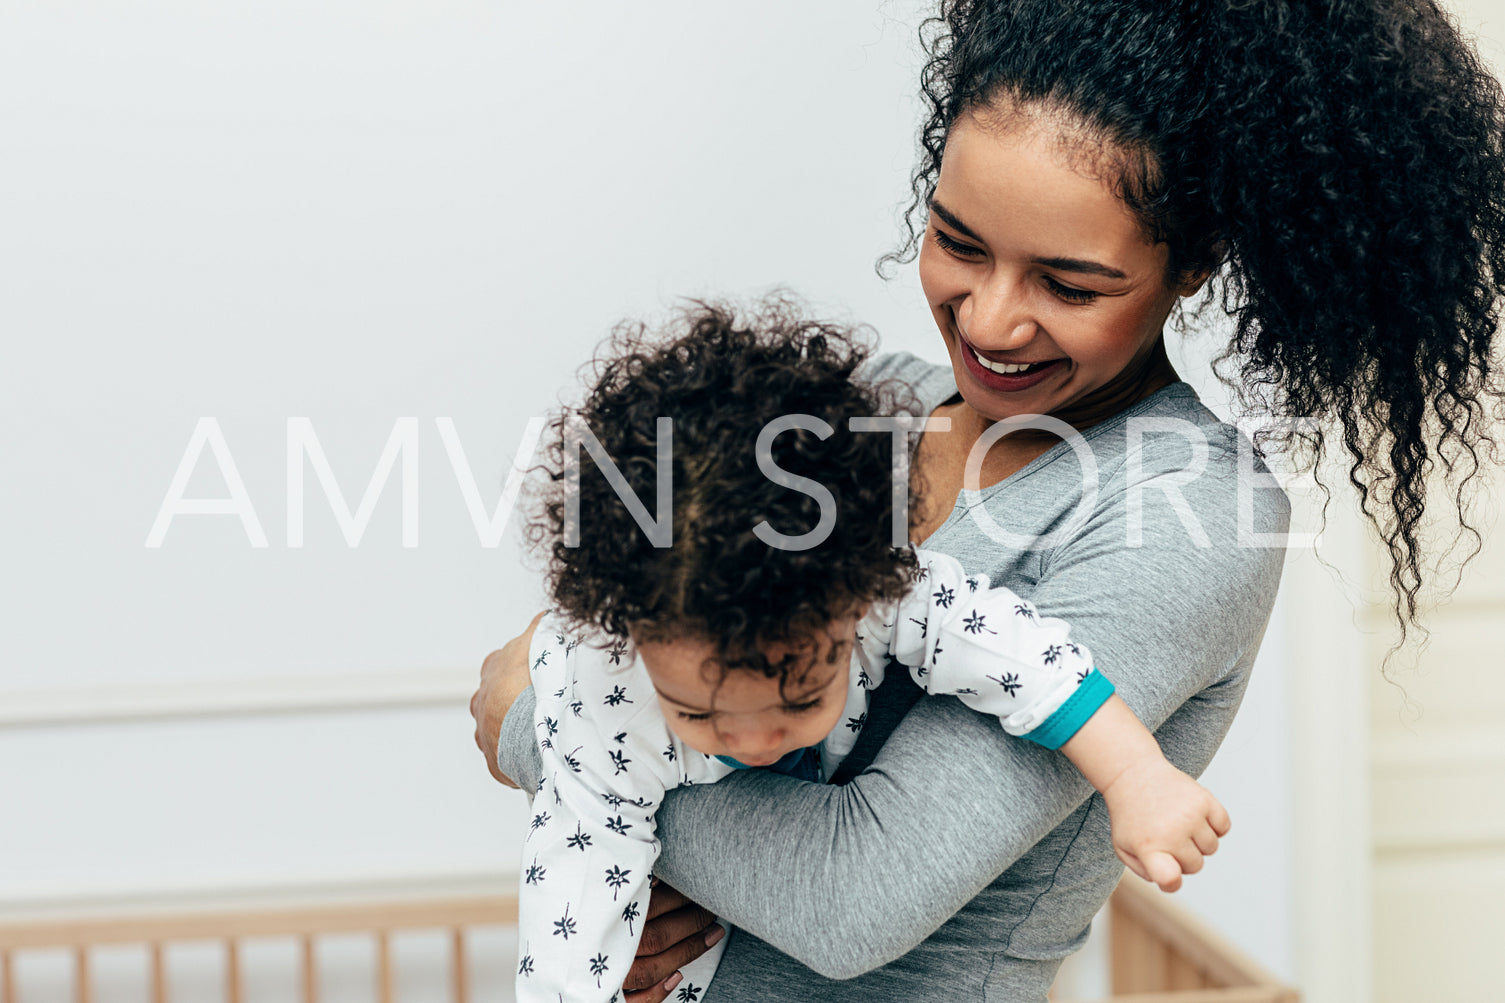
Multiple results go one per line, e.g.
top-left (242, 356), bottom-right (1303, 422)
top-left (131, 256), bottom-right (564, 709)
top-left (474, 1), bottom-right (1505, 1000)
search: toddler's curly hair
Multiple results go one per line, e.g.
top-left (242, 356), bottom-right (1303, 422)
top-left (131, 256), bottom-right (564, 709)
top-left (527, 297), bottom-right (920, 678)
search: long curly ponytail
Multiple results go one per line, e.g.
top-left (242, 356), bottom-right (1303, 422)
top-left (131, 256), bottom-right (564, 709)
top-left (885, 0), bottom-right (1505, 643)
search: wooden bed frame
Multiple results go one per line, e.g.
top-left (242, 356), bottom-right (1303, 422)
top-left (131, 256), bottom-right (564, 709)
top-left (0, 879), bottom-right (1296, 1002)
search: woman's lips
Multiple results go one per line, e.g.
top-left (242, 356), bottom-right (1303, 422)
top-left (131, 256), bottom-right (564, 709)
top-left (958, 338), bottom-right (1066, 392)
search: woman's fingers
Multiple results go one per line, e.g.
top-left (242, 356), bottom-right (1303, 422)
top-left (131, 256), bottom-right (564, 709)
top-left (470, 651), bottom-right (517, 787)
top-left (622, 918), bottom-right (723, 991)
top-left (643, 881), bottom-right (692, 921)
top-left (621, 882), bottom-right (721, 993)
top-left (623, 970), bottom-right (683, 1003)
top-left (470, 611), bottom-right (548, 788)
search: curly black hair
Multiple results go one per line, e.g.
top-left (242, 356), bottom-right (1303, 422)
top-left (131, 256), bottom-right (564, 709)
top-left (883, 0), bottom-right (1505, 647)
top-left (527, 298), bottom-right (920, 680)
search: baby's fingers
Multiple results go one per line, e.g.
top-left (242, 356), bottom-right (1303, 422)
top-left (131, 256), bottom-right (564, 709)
top-left (1192, 822), bottom-right (1221, 857)
top-left (1116, 847), bottom-right (1151, 886)
top-left (1208, 799), bottom-right (1232, 837)
top-left (1144, 850), bottom-right (1186, 893)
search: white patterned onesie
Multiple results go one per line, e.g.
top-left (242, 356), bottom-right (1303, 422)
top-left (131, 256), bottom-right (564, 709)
top-left (516, 547), bottom-right (1113, 1003)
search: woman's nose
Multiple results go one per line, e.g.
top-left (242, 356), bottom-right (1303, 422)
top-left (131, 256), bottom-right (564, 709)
top-left (956, 272), bottom-right (1038, 349)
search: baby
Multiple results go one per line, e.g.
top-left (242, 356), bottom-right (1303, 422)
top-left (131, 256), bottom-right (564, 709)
top-left (514, 301), bottom-right (1228, 1003)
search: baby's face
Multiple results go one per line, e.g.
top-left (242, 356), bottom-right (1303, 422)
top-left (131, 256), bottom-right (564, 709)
top-left (633, 616), bottom-right (860, 766)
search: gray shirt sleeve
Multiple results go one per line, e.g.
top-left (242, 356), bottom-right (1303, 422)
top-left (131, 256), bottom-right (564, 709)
top-left (498, 682), bottom-right (543, 795)
top-left (497, 430), bottom-right (1288, 982)
top-left (648, 456), bottom-right (1282, 980)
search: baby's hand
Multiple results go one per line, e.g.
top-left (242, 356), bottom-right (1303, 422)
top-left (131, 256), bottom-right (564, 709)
top-left (1100, 757), bottom-right (1230, 893)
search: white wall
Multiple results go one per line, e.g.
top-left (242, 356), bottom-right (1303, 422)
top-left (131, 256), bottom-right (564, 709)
top-left (0, 0), bottom-right (934, 906)
top-left (0, 0), bottom-right (1297, 991)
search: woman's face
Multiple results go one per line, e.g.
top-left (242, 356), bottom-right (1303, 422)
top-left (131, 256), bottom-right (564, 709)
top-left (918, 110), bottom-right (1198, 426)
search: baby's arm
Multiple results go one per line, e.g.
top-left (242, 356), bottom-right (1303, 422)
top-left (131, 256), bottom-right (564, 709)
top-left (875, 548), bottom-right (1229, 892)
top-left (1059, 693), bottom-right (1229, 891)
top-left (519, 625), bottom-right (676, 1003)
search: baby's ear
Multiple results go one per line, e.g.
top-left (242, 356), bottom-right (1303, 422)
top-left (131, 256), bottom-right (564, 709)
top-left (835, 594), bottom-right (870, 618)
top-left (837, 601), bottom-right (874, 630)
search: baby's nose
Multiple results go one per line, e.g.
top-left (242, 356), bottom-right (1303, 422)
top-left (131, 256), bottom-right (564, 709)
top-left (720, 718), bottom-right (785, 758)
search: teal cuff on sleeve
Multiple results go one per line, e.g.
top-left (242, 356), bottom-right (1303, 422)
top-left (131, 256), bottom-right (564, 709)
top-left (1023, 668), bottom-right (1115, 750)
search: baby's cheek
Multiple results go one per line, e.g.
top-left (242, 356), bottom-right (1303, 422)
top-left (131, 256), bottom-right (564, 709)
top-left (805, 703), bottom-right (848, 745)
top-left (660, 709), bottom-right (715, 757)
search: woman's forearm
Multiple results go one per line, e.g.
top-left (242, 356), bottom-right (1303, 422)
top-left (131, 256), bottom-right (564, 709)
top-left (650, 650), bottom-right (1243, 979)
top-left (498, 535), bottom-right (1270, 977)
top-left (652, 692), bottom-right (1098, 977)
top-left (502, 657), bottom-right (1239, 978)
top-left (491, 678), bottom-right (1059, 978)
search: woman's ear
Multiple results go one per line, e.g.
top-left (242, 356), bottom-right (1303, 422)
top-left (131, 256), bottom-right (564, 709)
top-left (1177, 240), bottom-right (1228, 297)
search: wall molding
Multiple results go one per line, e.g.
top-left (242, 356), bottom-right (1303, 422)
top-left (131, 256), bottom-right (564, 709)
top-left (0, 867), bottom-right (517, 922)
top-left (0, 670), bottom-right (477, 729)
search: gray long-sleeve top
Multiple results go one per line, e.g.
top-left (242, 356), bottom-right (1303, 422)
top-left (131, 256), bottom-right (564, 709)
top-left (498, 353), bottom-right (1290, 1002)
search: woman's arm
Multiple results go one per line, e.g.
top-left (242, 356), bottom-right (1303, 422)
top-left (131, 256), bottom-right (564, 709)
top-left (496, 437), bottom-right (1288, 978)
top-left (654, 445), bottom-right (1287, 978)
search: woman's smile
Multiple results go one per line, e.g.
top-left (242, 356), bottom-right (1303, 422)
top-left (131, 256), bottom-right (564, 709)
top-left (957, 333), bottom-right (1069, 391)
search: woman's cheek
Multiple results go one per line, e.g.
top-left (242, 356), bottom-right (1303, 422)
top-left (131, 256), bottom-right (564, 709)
top-left (918, 239), bottom-right (966, 310)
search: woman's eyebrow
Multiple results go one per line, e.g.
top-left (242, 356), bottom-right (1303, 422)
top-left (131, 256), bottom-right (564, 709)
top-left (932, 197), bottom-right (1128, 280)
top-left (1030, 255), bottom-right (1128, 280)
top-left (928, 198), bottom-right (983, 241)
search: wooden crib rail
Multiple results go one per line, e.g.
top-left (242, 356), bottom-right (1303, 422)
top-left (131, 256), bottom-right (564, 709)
top-left (0, 880), bottom-right (1296, 1003)
top-left (0, 892), bottom-right (518, 1003)
top-left (1086, 878), bottom-right (1300, 1003)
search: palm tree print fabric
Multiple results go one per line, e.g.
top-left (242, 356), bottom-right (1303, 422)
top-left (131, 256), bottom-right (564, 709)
top-left (515, 547), bottom-right (1107, 1002)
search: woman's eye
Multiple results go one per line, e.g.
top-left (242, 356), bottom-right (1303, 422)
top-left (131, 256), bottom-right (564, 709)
top-left (677, 711), bottom-right (712, 722)
top-left (1044, 276), bottom-right (1099, 304)
top-left (932, 228), bottom-right (983, 258)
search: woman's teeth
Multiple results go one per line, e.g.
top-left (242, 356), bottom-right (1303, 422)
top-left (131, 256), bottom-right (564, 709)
top-left (971, 346), bottom-right (1044, 374)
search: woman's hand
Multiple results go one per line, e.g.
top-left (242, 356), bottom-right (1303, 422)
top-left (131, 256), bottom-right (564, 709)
top-left (621, 881), bottom-right (724, 1003)
top-left (470, 610), bottom-right (547, 788)
top-left (1100, 757), bottom-right (1231, 893)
